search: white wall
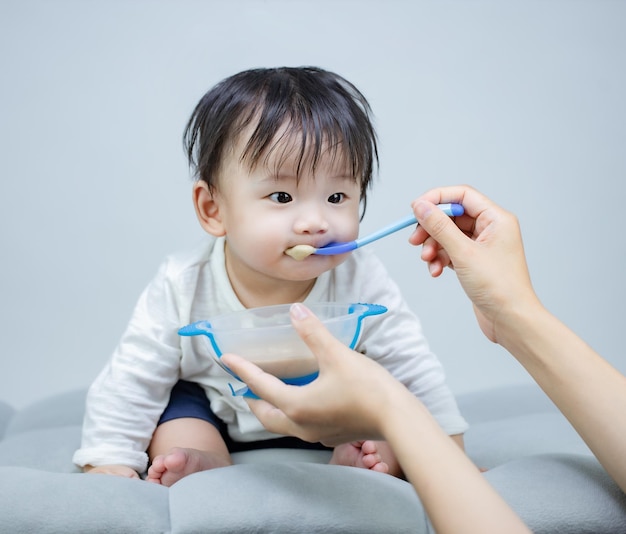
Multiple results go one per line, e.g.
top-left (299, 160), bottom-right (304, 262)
top-left (1, 0), bottom-right (625, 409)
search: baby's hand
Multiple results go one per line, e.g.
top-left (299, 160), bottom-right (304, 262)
top-left (84, 464), bottom-right (140, 479)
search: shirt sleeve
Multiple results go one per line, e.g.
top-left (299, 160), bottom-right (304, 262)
top-left (72, 258), bottom-right (184, 473)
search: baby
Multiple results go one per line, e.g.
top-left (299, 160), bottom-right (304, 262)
top-left (73, 66), bottom-right (468, 486)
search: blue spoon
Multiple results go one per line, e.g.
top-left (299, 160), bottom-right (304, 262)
top-left (285, 203), bottom-right (464, 260)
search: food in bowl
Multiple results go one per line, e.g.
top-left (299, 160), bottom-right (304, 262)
top-left (178, 302), bottom-right (387, 394)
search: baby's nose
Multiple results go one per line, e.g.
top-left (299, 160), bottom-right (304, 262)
top-left (293, 212), bottom-right (330, 234)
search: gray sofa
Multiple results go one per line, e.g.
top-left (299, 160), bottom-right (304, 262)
top-left (1, 383), bottom-right (625, 533)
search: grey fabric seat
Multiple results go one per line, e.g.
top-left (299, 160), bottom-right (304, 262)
top-left (0, 384), bottom-right (624, 533)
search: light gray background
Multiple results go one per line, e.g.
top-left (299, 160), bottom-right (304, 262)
top-left (1, 0), bottom-right (625, 409)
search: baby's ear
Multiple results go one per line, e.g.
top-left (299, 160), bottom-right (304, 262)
top-left (193, 181), bottom-right (226, 237)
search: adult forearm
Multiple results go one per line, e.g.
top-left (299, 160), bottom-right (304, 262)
top-left (379, 388), bottom-right (530, 534)
top-left (498, 304), bottom-right (626, 492)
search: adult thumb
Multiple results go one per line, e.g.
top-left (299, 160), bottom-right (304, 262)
top-left (413, 200), bottom-right (468, 259)
top-left (290, 303), bottom-right (345, 366)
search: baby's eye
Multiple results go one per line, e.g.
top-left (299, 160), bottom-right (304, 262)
top-left (328, 193), bottom-right (345, 204)
top-left (269, 192), bottom-right (293, 204)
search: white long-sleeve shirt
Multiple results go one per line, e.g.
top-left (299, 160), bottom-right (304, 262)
top-left (73, 236), bottom-right (468, 473)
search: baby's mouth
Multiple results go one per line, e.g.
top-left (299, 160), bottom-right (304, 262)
top-left (284, 244), bottom-right (317, 261)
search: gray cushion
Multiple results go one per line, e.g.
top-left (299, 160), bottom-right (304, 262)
top-left (465, 412), bottom-right (592, 469)
top-left (169, 463), bottom-right (427, 534)
top-left (485, 454), bottom-right (626, 533)
top-left (0, 425), bottom-right (82, 473)
top-left (0, 399), bottom-right (15, 440)
top-left (0, 467), bottom-right (169, 534)
top-left (1, 383), bottom-right (625, 533)
top-left (4, 388), bottom-right (85, 436)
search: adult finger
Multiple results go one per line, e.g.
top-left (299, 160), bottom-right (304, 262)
top-left (411, 199), bottom-right (473, 261)
top-left (288, 303), bottom-right (349, 368)
top-left (415, 184), bottom-right (494, 217)
top-left (220, 353), bottom-right (291, 404)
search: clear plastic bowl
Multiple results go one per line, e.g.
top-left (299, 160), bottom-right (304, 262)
top-left (178, 302), bottom-right (387, 395)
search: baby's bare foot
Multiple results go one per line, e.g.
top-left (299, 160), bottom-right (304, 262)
top-left (147, 447), bottom-right (232, 487)
top-left (330, 440), bottom-right (389, 474)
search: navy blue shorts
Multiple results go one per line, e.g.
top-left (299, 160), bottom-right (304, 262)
top-left (158, 380), bottom-right (330, 453)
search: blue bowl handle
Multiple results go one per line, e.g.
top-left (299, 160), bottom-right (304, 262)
top-left (178, 320), bottom-right (212, 337)
top-left (348, 303), bottom-right (387, 349)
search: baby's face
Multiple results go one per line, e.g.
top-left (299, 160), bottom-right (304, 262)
top-left (213, 127), bottom-right (361, 300)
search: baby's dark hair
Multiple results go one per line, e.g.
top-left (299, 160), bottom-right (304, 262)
top-left (183, 66), bottom-right (378, 212)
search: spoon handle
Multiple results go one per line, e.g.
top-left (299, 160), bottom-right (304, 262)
top-left (355, 203), bottom-right (464, 248)
top-left (355, 214), bottom-right (418, 248)
top-left (313, 203), bottom-right (463, 255)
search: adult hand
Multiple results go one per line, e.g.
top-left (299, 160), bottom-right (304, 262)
top-left (220, 303), bottom-right (411, 446)
top-left (409, 185), bottom-right (540, 343)
top-left (222, 302), bottom-right (532, 534)
top-left (410, 186), bottom-right (626, 495)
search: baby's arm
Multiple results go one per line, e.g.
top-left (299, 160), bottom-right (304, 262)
top-left (83, 464), bottom-right (140, 479)
top-left (74, 260), bottom-right (184, 475)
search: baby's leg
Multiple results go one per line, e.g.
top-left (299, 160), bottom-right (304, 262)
top-left (147, 417), bottom-right (232, 486)
top-left (330, 440), bottom-right (403, 477)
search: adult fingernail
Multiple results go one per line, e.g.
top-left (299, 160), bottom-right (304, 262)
top-left (290, 303), bottom-right (309, 320)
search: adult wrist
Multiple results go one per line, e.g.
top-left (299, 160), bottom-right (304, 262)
top-left (495, 297), bottom-right (551, 358)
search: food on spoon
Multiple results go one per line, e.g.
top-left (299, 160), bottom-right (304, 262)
top-left (285, 244), bottom-right (316, 261)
